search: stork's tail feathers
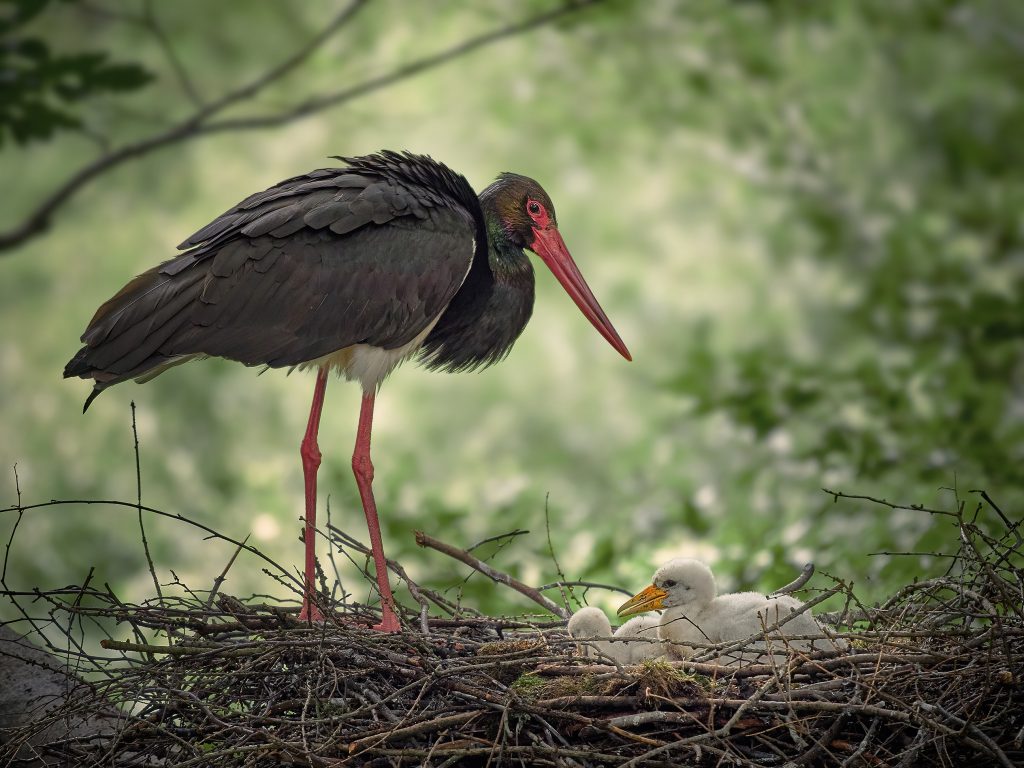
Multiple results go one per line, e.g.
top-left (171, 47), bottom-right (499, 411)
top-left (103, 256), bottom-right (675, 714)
top-left (63, 348), bottom-right (107, 412)
top-left (82, 387), bottom-right (103, 413)
top-left (64, 262), bottom-right (205, 409)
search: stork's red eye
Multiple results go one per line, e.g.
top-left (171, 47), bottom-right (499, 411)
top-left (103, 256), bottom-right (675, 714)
top-left (526, 199), bottom-right (551, 228)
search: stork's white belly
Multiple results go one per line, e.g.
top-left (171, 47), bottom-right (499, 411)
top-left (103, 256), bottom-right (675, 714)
top-left (301, 316), bottom-right (441, 392)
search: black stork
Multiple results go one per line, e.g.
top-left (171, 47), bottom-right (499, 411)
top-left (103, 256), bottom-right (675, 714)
top-left (64, 151), bottom-right (631, 631)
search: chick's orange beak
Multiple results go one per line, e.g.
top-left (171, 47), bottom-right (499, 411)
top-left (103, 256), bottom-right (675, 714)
top-left (617, 584), bottom-right (668, 618)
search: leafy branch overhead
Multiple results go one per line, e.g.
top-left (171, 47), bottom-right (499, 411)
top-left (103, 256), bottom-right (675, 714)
top-left (0, 0), bottom-right (606, 252)
top-left (0, 1), bottom-right (154, 147)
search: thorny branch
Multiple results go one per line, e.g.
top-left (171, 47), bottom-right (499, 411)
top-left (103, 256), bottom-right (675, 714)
top-left (0, 0), bottom-right (606, 253)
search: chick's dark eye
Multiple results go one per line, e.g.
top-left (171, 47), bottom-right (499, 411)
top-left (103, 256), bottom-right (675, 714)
top-left (663, 579), bottom-right (676, 588)
top-left (527, 201), bottom-right (541, 215)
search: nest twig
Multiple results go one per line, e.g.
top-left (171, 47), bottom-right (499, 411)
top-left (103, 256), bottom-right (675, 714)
top-left (1, 490), bottom-right (1022, 767)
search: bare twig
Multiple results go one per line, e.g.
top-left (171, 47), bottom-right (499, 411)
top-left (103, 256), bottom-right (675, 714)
top-left (970, 488), bottom-right (1021, 545)
top-left (141, 0), bottom-right (204, 108)
top-left (1, 497), bottom-right (295, 587)
top-left (348, 711), bottom-right (479, 754)
top-left (328, 524), bottom-right (463, 623)
top-left (1, 465), bottom-right (24, 587)
top-left (466, 529), bottom-right (529, 553)
top-left (537, 579), bottom-right (634, 597)
top-left (415, 530), bottom-right (570, 619)
top-left (131, 402), bottom-right (162, 601)
top-left (204, 535), bottom-right (250, 610)
top-left (192, 0), bottom-right (369, 122)
top-left (823, 488), bottom-right (957, 518)
top-left (543, 493), bottom-right (575, 613)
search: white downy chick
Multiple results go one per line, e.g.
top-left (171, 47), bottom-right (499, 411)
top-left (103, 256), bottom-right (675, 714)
top-left (567, 606), bottom-right (663, 664)
top-left (617, 559), bottom-right (839, 665)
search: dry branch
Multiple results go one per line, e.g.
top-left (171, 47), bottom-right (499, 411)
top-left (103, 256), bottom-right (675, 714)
top-left (415, 529), bottom-right (571, 619)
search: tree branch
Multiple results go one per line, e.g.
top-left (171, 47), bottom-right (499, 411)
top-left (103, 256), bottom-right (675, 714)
top-left (0, 0), bottom-right (603, 254)
top-left (415, 530), bottom-right (571, 619)
top-left (142, 0), bottom-right (205, 108)
top-left (203, 0), bottom-right (604, 134)
top-left (191, 0), bottom-right (370, 123)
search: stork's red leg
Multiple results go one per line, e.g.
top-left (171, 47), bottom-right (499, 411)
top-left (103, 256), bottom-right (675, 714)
top-left (352, 391), bottom-right (401, 632)
top-left (297, 368), bottom-right (328, 623)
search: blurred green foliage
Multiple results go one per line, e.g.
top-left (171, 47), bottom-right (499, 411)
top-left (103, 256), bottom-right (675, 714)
top-left (0, 0), bottom-right (153, 147)
top-left (1, 0), bottom-right (1020, 623)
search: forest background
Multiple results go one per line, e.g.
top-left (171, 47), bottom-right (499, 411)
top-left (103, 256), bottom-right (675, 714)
top-left (2, 0), bottom-right (1021, 623)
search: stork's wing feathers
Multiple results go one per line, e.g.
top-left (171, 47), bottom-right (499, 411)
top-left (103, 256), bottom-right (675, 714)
top-left (176, 170), bottom-right (430, 251)
top-left (66, 164), bottom-right (477, 399)
top-left (179, 218), bottom-right (473, 367)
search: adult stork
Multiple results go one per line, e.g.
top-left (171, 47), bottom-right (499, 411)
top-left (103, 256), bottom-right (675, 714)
top-left (65, 150), bottom-right (631, 631)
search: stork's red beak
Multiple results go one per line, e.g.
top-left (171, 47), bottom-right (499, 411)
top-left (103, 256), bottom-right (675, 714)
top-left (530, 226), bottom-right (632, 361)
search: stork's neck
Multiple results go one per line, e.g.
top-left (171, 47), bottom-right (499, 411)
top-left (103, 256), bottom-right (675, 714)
top-left (484, 221), bottom-right (531, 280)
top-left (479, 196), bottom-right (532, 279)
top-left (662, 593), bottom-right (713, 626)
top-left (417, 196), bottom-right (536, 372)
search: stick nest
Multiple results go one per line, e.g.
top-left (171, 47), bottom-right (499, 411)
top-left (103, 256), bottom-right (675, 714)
top-left (2, 493), bottom-right (1022, 767)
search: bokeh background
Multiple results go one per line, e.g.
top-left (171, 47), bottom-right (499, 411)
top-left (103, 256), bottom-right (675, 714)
top-left (2, 0), bottom-right (1022, 622)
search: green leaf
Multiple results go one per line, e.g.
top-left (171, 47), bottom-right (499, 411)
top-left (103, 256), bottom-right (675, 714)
top-left (88, 62), bottom-right (155, 92)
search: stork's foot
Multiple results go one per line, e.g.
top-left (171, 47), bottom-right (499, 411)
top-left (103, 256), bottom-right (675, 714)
top-left (298, 600), bottom-right (325, 623)
top-left (373, 610), bottom-right (402, 633)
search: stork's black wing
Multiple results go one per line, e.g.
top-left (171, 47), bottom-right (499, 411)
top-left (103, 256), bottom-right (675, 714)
top-left (65, 153), bottom-right (483, 404)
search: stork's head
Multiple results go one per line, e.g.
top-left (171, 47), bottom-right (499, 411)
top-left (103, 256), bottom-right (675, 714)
top-left (480, 173), bottom-right (631, 361)
top-left (617, 559), bottom-right (718, 617)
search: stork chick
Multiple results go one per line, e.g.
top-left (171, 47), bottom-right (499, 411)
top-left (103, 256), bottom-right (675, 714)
top-left (617, 559), bottom-right (838, 664)
top-left (568, 606), bottom-right (663, 664)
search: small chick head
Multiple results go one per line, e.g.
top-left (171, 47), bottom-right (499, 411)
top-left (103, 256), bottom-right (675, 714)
top-left (654, 558), bottom-right (717, 607)
top-left (618, 558), bottom-right (717, 617)
top-left (567, 606), bottom-right (611, 640)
